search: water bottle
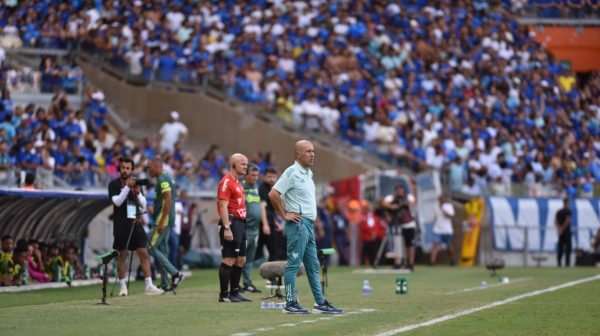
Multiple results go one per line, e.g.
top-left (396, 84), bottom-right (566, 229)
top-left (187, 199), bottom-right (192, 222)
top-left (481, 281), bottom-right (488, 289)
top-left (84, 264), bottom-right (90, 280)
top-left (55, 264), bottom-right (62, 282)
top-left (362, 280), bottom-right (372, 295)
top-left (261, 302), bottom-right (270, 310)
top-left (275, 302), bottom-right (286, 309)
top-left (400, 277), bottom-right (408, 294)
top-left (396, 277), bottom-right (408, 294)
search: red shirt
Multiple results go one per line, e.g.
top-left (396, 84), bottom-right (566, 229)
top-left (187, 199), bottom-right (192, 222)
top-left (359, 212), bottom-right (387, 242)
top-left (217, 173), bottom-right (246, 219)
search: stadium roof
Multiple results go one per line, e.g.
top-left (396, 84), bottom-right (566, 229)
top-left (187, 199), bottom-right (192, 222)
top-left (0, 188), bottom-right (110, 245)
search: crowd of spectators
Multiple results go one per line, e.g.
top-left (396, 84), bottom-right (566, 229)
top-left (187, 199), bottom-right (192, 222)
top-left (0, 57), bottom-right (274, 190)
top-left (521, 0), bottom-right (600, 18)
top-left (0, 47), bottom-right (83, 94)
top-left (0, 234), bottom-right (87, 287)
top-left (0, 0), bottom-right (599, 197)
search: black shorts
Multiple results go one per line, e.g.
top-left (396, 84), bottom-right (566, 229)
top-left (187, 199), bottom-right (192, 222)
top-left (113, 221), bottom-right (147, 251)
top-left (219, 217), bottom-right (246, 258)
top-left (401, 227), bottom-right (415, 247)
top-left (180, 228), bottom-right (191, 250)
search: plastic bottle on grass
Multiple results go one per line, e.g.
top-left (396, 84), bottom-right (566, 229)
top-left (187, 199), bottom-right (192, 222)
top-left (396, 277), bottom-right (408, 294)
top-left (362, 280), bottom-right (372, 295)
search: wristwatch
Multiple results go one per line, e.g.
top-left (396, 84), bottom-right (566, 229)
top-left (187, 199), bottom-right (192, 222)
top-left (223, 224), bottom-right (231, 230)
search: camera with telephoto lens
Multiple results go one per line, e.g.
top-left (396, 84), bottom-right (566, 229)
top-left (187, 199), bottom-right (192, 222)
top-left (134, 178), bottom-right (150, 186)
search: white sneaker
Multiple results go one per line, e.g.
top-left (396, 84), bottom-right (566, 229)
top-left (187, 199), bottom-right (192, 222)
top-left (119, 287), bottom-right (128, 297)
top-left (144, 284), bottom-right (164, 296)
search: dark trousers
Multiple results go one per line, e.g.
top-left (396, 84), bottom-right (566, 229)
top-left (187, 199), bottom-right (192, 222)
top-left (267, 229), bottom-right (287, 261)
top-left (361, 240), bottom-right (382, 265)
top-left (557, 233), bottom-right (572, 267)
top-left (258, 221), bottom-right (287, 262)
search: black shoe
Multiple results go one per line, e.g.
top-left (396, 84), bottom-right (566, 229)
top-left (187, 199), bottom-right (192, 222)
top-left (283, 301), bottom-right (308, 314)
top-left (172, 272), bottom-right (185, 289)
top-left (219, 293), bottom-right (241, 303)
top-left (230, 291), bottom-right (252, 302)
top-left (283, 301), bottom-right (309, 314)
top-left (243, 283), bottom-right (262, 293)
top-left (313, 300), bottom-right (342, 314)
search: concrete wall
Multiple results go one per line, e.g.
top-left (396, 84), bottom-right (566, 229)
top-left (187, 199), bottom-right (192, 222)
top-left (80, 62), bottom-right (371, 183)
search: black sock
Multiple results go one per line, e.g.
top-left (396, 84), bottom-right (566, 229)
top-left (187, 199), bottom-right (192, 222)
top-left (219, 263), bottom-right (232, 295)
top-left (230, 265), bottom-right (242, 294)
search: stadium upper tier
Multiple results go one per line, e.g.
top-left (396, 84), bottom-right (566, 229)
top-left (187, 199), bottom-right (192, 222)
top-left (0, 0), bottom-right (598, 197)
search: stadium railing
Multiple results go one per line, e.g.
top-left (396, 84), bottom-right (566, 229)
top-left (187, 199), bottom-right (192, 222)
top-left (73, 43), bottom-right (393, 171)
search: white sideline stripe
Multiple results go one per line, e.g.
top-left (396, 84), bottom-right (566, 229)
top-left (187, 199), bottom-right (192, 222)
top-left (374, 274), bottom-right (600, 336)
top-left (234, 308), bottom-right (376, 336)
top-left (353, 269), bottom-right (412, 275)
top-left (444, 277), bottom-right (533, 295)
top-left (255, 327), bottom-right (274, 331)
top-left (279, 323), bottom-right (297, 327)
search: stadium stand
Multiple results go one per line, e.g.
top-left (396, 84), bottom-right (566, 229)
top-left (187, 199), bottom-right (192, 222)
top-left (0, 0), bottom-right (599, 290)
top-left (2, 1), bottom-right (600, 195)
top-left (0, 0), bottom-right (599, 199)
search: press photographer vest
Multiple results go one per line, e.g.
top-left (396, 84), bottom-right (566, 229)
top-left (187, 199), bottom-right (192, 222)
top-left (392, 196), bottom-right (413, 225)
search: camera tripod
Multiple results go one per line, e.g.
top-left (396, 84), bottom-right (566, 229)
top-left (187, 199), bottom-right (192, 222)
top-left (373, 224), bottom-right (406, 268)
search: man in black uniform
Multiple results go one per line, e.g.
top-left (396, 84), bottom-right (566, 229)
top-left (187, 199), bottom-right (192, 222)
top-left (258, 167), bottom-right (286, 261)
top-left (555, 198), bottom-right (572, 267)
top-left (108, 157), bottom-right (163, 296)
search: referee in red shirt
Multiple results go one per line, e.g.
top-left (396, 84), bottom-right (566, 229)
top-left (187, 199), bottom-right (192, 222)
top-left (217, 153), bottom-right (251, 303)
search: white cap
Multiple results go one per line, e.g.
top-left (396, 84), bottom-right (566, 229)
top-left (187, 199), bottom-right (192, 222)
top-left (170, 111), bottom-right (180, 120)
top-left (34, 140), bottom-right (45, 147)
top-left (91, 91), bottom-right (105, 101)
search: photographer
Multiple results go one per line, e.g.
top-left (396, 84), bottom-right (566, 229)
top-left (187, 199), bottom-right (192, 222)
top-left (108, 157), bottom-right (163, 296)
top-left (383, 185), bottom-right (416, 271)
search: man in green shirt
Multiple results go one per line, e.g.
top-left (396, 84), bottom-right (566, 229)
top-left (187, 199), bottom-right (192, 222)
top-left (12, 244), bottom-right (29, 286)
top-left (147, 156), bottom-right (184, 291)
top-left (269, 140), bottom-right (341, 314)
top-left (0, 235), bottom-right (14, 286)
top-left (241, 164), bottom-right (267, 293)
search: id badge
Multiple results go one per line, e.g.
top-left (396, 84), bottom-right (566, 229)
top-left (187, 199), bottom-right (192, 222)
top-left (127, 201), bottom-right (136, 219)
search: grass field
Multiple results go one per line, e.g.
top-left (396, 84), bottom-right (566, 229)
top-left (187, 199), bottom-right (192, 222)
top-left (2, 266), bottom-right (599, 336)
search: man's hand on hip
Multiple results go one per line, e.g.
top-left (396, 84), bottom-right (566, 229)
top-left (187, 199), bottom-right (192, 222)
top-left (284, 212), bottom-right (301, 223)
